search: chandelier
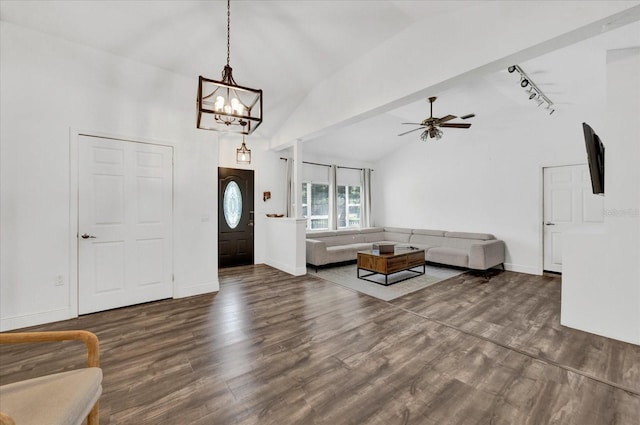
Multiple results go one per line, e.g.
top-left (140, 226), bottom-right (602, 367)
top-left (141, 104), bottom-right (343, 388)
top-left (236, 135), bottom-right (251, 164)
top-left (197, 0), bottom-right (263, 135)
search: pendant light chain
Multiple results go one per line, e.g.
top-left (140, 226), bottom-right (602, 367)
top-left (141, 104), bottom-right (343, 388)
top-left (197, 0), bottom-right (262, 134)
top-left (226, 0), bottom-right (231, 67)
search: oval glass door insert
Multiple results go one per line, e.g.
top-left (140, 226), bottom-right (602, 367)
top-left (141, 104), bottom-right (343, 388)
top-left (223, 181), bottom-right (242, 229)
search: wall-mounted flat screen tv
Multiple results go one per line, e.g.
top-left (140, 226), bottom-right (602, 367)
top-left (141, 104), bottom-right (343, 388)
top-left (582, 122), bottom-right (605, 195)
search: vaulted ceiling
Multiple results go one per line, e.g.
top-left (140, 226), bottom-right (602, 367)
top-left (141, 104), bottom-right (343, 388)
top-left (1, 1), bottom-right (639, 160)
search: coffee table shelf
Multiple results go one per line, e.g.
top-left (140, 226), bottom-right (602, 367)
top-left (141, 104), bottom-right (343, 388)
top-left (357, 248), bottom-right (425, 286)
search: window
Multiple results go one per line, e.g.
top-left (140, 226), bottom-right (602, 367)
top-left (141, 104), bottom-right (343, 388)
top-left (337, 185), bottom-right (361, 228)
top-left (302, 182), bottom-right (329, 230)
top-left (302, 182), bottom-right (362, 230)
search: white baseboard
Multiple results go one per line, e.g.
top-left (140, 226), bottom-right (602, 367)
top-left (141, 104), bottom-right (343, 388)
top-left (173, 281), bottom-right (219, 298)
top-left (504, 263), bottom-right (541, 275)
top-left (265, 259), bottom-right (307, 276)
top-left (0, 307), bottom-right (74, 332)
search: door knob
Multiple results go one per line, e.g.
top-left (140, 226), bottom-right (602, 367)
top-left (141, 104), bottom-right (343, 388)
top-left (544, 222), bottom-right (555, 226)
top-left (81, 233), bottom-right (97, 239)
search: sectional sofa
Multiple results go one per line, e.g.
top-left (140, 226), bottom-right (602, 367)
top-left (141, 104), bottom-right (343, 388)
top-left (306, 227), bottom-right (505, 272)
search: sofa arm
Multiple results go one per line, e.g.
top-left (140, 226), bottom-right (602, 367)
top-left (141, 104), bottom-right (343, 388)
top-left (468, 240), bottom-right (505, 270)
top-left (306, 239), bottom-right (327, 266)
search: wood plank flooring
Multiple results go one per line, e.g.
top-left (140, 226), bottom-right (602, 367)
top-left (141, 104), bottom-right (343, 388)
top-left (1, 265), bottom-right (639, 424)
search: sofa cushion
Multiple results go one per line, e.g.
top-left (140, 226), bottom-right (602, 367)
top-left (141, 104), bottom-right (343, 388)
top-left (383, 227), bottom-right (412, 234)
top-left (0, 368), bottom-right (102, 425)
top-left (412, 229), bottom-right (446, 237)
top-left (409, 234), bottom-right (445, 247)
top-left (383, 229), bottom-right (411, 243)
top-left (306, 231), bottom-right (337, 239)
top-left (444, 231), bottom-right (495, 241)
top-left (361, 231), bottom-right (385, 243)
top-left (325, 233), bottom-right (364, 246)
top-left (426, 247), bottom-right (469, 268)
top-left (359, 227), bottom-right (384, 234)
top-left (326, 243), bottom-right (371, 252)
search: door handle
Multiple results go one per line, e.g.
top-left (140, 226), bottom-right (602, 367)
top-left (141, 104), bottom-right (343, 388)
top-left (544, 222), bottom-right (555, 226)
top-left (80, 233), bottom-right (97, 239)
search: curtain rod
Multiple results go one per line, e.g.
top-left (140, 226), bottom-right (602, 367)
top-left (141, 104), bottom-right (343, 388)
top-left (279, 157), bottom-right (373, 172)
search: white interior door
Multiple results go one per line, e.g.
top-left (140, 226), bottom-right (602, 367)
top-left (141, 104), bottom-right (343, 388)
top-left (78, 135), bottom-right (173, 314)
top-left (543, 164), bottom-right (604, 273)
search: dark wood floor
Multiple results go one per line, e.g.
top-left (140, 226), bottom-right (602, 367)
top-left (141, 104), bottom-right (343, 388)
top-left (1, 265), bottom-right (639, 424)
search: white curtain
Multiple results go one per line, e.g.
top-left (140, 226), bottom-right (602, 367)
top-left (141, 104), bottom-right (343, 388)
top-left (361, 168), bottom-right (372, 228)
top-left (284, 158), bottom-right (294, 217)
top-left (329, 164), bottom-right (338, 230)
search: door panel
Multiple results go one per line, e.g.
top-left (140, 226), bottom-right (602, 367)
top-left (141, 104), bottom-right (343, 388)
top-left (219, 168), bottom-right (254, 268)
top-left (79, 135), bottom-right (173, 314)
top-left (543, 164), bottom-right (604, 273)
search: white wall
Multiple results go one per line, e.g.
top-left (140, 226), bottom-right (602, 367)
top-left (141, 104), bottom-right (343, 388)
top-left (272, 2), bottom-right (639, 148)
top-left (373, 95), bottom-right (599, 274)
top-left (561, 47), bottom-right (640, 344)
top-left (218, 136), bottom-right (286, 264)
top-left (0, 22), bottom-right (219, 330)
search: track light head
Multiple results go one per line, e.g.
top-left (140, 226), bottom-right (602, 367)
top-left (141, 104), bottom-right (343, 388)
top-left (510, 64), bottom-right (556, 116)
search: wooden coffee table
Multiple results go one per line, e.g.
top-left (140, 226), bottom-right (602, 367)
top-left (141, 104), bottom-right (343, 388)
top-left (357, 248), bottom-right (425, 286)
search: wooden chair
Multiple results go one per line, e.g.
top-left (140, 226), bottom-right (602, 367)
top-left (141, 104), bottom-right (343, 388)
top-left (0, 331), bottom-right (102, 425)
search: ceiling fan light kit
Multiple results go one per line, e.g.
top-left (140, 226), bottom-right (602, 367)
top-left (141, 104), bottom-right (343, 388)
top-left (197, 0), bottom-right (263, 135)
top-left (399, 96), bottom-right (474, 141)
top-left (508, 64), bottom-right (555, 115)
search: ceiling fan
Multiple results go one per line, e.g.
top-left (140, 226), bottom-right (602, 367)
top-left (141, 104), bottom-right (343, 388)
top-left (398, 96), bottom-right (475, 140)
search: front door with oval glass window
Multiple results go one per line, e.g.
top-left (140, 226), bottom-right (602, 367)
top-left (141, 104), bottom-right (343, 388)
top-left (218, 168), bottom-right (254, 268)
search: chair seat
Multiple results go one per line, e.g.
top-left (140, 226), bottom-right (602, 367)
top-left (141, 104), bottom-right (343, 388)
top-left (0, 368), bottom-right (102, 425)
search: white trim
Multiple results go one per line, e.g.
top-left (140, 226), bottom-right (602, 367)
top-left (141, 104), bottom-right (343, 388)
top-left (69, 128), bottom-right (176, 318)
top-left (69, 128), bottom-right (79, 319)
top-left (264, 259), bottom-right (307, 277)
top-left (504, 262), bottom-right (541, 275)
top-left (174, 281), bottom-right (220, 298)
top-left (540, 163), bottom-right (589, 275)
top-left (0, 308), bottom-right (73, 332)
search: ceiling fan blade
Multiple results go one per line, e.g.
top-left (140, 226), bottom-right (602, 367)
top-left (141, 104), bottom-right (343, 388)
top-left (461, 113), bottom-right (475, 120)
top-left (437, 115), bottom-right (457, 123)
top-left (401, 122), bottom-right (423, 125)
top-left (398, 127), bottom-right (425, 136)
top-left (440, 123), bottom-right (471, 129)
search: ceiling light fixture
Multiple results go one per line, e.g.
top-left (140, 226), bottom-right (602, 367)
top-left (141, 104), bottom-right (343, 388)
top-left (508, 64), bottom-right (555, 115)
top-left (421, 127), bottom-right (442, 141)
top-left (197, 0), bottom-right (262, 135)
top-left (236, 135), bottom-right (251, 164)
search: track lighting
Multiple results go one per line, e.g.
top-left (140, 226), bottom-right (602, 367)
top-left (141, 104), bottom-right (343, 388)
top-left (507, 65), bottom-right (556, 116)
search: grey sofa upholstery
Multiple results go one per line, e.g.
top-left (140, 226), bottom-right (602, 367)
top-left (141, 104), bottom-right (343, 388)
top-left (306, 226), bottom-right (505, 271)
